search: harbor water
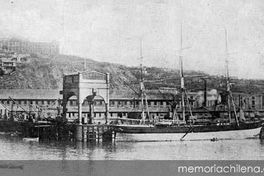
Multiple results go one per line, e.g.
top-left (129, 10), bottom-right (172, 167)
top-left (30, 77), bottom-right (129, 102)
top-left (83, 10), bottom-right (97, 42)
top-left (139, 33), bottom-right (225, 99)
top-left (1, 134), bottom-right (264, 160)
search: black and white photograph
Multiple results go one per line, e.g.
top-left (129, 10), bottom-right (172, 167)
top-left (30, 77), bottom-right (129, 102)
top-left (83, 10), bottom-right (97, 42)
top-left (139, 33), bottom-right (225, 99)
top-left (0, 0), bottom-right (264, 175)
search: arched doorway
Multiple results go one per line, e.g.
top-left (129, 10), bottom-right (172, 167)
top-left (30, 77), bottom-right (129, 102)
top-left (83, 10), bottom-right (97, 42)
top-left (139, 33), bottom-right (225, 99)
top-left (60, 71), bottom-right (110, 124)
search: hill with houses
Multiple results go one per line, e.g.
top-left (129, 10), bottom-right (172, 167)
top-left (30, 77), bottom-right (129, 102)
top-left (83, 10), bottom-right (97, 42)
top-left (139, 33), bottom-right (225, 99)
top-left (0, 51), bottom-right (264, 98)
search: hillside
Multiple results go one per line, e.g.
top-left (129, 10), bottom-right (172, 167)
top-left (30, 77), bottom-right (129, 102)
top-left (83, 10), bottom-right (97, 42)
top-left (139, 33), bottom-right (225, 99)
top-left (0, 54), bottom-right (264, 97)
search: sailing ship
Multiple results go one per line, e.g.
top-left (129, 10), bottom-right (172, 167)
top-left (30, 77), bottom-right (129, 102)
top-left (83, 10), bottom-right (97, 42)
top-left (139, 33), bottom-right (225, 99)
top-left (112, 30), bottom-right (263, 142)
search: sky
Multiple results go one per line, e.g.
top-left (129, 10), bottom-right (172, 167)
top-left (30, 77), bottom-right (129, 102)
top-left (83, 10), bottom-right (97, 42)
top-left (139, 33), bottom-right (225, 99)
top-left (0, 0), bottom-right (264, 79)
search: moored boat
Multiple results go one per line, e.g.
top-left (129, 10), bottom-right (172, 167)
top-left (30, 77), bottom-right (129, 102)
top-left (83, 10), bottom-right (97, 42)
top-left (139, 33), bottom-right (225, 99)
top-left (112, 29), bottom-right (264, 142)
top-left (113, 120), bottom-right (263, 142)
top-left (22, 137), bottom-right (39, 142)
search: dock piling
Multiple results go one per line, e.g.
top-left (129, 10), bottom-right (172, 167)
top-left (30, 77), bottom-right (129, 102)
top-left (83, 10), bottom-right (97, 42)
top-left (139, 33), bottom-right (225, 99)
top-left (260, 126), bottom-right (264, 139)
top-left (75, 125), bottom-right (83, 141)
top-left (74, 124), bottom-right (115, 143)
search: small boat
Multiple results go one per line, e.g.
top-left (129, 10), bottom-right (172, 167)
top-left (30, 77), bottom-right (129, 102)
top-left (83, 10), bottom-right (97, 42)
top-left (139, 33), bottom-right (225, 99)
top-left (10, 133), bottom-right (18, 137)
top-left (10, 131), bottom-right (22, 137)
top-left (22, 137), bottom-right (39, 142)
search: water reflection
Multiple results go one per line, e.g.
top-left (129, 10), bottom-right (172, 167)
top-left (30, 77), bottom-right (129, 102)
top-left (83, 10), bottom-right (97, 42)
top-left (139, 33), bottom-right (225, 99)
top-left (0, 134), bottom-right (264, 160)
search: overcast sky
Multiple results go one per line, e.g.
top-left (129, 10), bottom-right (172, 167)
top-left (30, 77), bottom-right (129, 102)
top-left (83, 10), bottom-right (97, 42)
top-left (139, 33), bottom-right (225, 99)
top-left (0, 0), bottom-right (264, 79)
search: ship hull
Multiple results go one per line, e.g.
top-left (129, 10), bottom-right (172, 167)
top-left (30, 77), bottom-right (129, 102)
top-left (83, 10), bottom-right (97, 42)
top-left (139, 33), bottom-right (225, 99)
top-left (113, 121), bottom-right (263, 142)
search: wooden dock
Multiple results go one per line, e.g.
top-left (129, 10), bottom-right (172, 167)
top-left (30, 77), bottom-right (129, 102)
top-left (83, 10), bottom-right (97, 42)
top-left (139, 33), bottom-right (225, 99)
top-left (14, 121), bottom-right (116, 143)
top-left (75, 124), bottom-right (115, 142)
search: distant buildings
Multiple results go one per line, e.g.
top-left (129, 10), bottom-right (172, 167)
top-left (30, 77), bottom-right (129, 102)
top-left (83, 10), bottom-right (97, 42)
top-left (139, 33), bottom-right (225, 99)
top-left (0, 37), bottom-right (57, 75)
top-left (0, 89), bottom-right (263, 121)
top-left (0, 38), bottom-right (59, 57)
top-left (0, 57), bottom-right (16, 71)
top-left (0, 49), bottom-right (31, 75)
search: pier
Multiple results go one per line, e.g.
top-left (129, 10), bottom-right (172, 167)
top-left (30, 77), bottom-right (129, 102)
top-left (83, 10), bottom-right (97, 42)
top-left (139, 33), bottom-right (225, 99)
top-left (75, 124), bottom-right (115, 142)
top-left (11, 121), bottom-right (115, 142)
top-left (0, 71), bottom-right (116, 143)
top-left (59, 71), bottom-right (113, 142)
top-left (23, 71), bottom-right (114, 142)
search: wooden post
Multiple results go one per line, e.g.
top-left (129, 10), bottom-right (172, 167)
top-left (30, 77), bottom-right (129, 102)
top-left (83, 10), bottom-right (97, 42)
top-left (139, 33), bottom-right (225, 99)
top-left (78, 100), bottom-right (82, 126)
top-left (98, 126), bottom-right (101, 142)
top-left (90, 126), bottom-right (93, 141)
top-left (260, 126), bottom-right (264, 139)
top-left (105, 73), bottom-right (110, 124)
top-left (88, 102), bottom-right (94, 124)
top-left (83, 125), bottom-right (87, 142)
top-left (75, 125), bottom-right (82, 141)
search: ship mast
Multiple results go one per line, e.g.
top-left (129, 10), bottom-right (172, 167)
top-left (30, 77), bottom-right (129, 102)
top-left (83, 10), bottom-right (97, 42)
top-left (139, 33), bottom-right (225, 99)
top-left (225, 28), bottom-right (232, 123)
top-left (179, 20), bottom-right (186, 123)
top-left (224, 28), bottom-right (239, 126)
top-left (139, 39), bottom-right (148, 124)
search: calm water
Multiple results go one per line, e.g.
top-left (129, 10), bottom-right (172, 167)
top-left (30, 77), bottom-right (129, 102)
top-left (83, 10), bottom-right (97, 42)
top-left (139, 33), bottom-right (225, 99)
top-left (0, 134), bottom-right (264, 160)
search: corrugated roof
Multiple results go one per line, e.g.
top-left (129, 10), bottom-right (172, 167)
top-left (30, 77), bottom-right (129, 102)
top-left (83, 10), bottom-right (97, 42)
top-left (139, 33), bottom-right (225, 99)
top-left (0, 89), bottom-right (170, 100)
top-left (0, 89), bottom-right (61, 100)
top-left (1, 89), bottom-right (259, 100)
top-left (0, 58), bottom-right (15, 62)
